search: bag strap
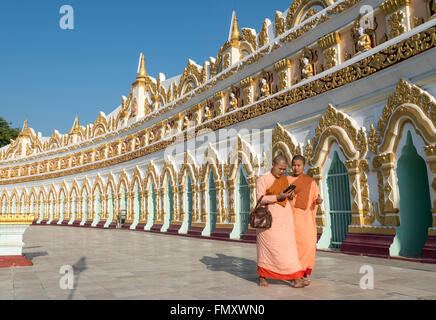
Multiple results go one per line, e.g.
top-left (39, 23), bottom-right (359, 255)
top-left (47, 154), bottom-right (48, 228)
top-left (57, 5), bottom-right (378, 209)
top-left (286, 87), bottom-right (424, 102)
top-left (254, 196), bottom-right (265, 210)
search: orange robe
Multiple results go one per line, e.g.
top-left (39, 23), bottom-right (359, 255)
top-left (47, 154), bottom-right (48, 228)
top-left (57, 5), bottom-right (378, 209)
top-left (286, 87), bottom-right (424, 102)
top-left (256, 172), bottom-right (305, 280)
top-left (287, 174), bottom-right (320, 276)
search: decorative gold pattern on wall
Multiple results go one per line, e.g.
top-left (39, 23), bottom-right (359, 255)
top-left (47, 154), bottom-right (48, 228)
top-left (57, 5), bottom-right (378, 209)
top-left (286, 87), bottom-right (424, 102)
top-left (0, 27), bottom-right (435, 186)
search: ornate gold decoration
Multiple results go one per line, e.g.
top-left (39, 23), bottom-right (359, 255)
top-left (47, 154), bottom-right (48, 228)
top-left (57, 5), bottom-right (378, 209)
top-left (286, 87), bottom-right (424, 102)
top-left (309, 104), bottom-right (368, 166)
top-left (388, 11), bottom-right (406, 38)
top-left (371, 78), bottom-right (436, 154)
top-left (1, 28), bottom-right (435, 185)
top-left (241, 28), bottom-right (257, 51)
top-left (324, 47), bottom-right (338, 70)
top-left (352, 14), bottom-right (377, 54)
top-left (318, 31), bottom-right (340, 50)
top-left (380, 0), bottom-right (410, 16)
top-left (0, 214), bottom-right (35, 224)
top-left (258, 20), bottom-right (269, 48)
top-left (272, 123), bottom-right (297, 166)
top-left (299, 47), bottom-right (317, 80)
top-left (275, 11), bottom-right (285, 37)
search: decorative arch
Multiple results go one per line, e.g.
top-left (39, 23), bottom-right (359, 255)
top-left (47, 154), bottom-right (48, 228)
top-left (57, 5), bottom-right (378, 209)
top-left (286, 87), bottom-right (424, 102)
top-left (130, 167), bottom-right (143, 222)
top-left (19, 188), bottom-right (27, 214)
top-left (104, 173), bottom-right (117, 222)
top-left (143, 161), bottom-right (159, 226)
top-left (8, 188), bottom-right (18, 214)
top-left (92, 112), bottom-right (108, 137)
top-left (305, 104), bottom-right (371, 230)
top-left (117, 170), bottom-right (130, 194)
top-left (369, 79), bottom-right (436, 228)
top-left (144, 161), bottom-right (159, 190)
top-left (58, 181), bottom-right (68, 221)
top-left (160, 158), bottom-right (178, 226)
top-left (177, 152), bottom-right (199, 226)
top-left (178, 60), bottom-right (202, 97)
top-left (35, 186), bottom-right (47, 221)
top-left (271, 123), bottom-right (302, 168)
top-left (46, 130), bottom-right (62, 150)
top-left (225, 136), bottom-right (259, 233)
top-left (0, 189), bottom-right (8, 212)
top-left (80, 178), bottom-right (91, 196)
top-left (160, 159), bottom-right (177, 188)
top-left (226, 135), bottom-right (258, 180)
top-left (47, 184), bottom-right (57, 221)
top-left (286, 0), bottom-right (331, 29)
top-left (105, 173), bottom-right (117, 195)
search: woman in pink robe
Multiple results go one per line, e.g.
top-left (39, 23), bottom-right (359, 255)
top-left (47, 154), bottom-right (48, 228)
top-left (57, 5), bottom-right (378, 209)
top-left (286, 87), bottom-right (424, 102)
top-left (256, 155), bottom-right (306, 288)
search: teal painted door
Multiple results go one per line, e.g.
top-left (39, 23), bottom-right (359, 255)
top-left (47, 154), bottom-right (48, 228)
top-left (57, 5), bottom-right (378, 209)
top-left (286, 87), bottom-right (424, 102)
top-left (327, 151), bottom-right (352, 249)
top-left (151, 184), bottom-right (156, 223)
top-left (167, 180), bottom-right (173, 222)
top-left (186, 175), bottom-right (193, 227)
top-left (208, 171), bottom-right (217, 232)
top-left (395, 131), bottom-right (432, 258)
top-left (238, 168), bottom-right (251, 236)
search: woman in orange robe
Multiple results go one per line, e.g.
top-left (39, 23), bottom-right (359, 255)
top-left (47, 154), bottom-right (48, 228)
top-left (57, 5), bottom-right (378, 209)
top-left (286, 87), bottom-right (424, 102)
top-left (287, 155), bottom-right (323, 286)
top-left (256, 155), bottom-right (306, 288)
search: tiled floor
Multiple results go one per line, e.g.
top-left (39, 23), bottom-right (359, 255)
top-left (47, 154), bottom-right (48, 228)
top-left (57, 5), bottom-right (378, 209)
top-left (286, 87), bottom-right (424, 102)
top-left (1, 225), bottom-right (436, 300)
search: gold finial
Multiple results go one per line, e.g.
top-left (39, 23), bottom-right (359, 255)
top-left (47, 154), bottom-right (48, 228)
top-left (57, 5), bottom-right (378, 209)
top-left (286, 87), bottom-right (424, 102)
top-left (229, 11), bottom-right (241, 47)
top-left (138, 53), bottom-right (147, 78)
top-left (18, 120), bottom-right (30, 138)
top-left (70, 116), bottom-right (80, 135)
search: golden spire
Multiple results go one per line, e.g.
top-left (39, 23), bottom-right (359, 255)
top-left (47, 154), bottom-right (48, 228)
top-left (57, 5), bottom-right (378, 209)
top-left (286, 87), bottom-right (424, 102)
top-left (138, 53), bottom-right (147, 78)
top-left (18, 120), bottom-right (30, 138)
top-left (70, 116), bottom-right (80, 135)
top-left (132, 53), bottom-right (147, 87)
top-left (229, 11), bottom-right (241, 47)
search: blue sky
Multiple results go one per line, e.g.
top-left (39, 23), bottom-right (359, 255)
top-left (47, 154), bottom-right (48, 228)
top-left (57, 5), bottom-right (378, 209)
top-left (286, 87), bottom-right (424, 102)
top-left (0, 0), bottom-right (292, 137)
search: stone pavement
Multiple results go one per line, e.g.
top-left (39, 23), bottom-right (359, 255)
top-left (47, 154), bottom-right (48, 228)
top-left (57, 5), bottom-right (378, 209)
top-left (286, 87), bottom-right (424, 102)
top-left (1, 225), bottom-right (436, 300)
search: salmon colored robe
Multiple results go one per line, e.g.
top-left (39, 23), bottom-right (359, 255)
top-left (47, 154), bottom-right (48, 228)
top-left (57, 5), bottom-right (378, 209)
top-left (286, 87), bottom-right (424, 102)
top-left (256, 172), bottom-right (305, 280)
top-left (287, 174), bottom-right (320, 276)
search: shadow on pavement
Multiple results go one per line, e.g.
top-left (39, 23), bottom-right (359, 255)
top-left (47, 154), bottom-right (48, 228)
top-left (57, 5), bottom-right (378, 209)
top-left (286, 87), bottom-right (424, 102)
top-left (200, 253), bottom-right (261, 285)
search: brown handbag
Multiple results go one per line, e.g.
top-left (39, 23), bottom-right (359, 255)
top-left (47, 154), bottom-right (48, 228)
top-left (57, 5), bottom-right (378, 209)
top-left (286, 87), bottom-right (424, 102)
top-left (249, 196), bottom-right (273, 229)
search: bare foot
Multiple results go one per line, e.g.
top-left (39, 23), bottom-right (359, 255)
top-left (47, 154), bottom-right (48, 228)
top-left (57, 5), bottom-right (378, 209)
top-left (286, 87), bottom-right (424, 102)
top-left (303, 278), bottom-right (312, 286)
top-left (259, 277), bottom-right (269, 287)
top-left (289, 278), bottom-right (305, 288)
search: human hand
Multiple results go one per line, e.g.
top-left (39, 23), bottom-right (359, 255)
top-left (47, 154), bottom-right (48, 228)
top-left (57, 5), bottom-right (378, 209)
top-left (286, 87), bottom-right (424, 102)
top-left (315, 197), bottom-right (323, 205)
top-left (277, 189), bottom-right (294, 202)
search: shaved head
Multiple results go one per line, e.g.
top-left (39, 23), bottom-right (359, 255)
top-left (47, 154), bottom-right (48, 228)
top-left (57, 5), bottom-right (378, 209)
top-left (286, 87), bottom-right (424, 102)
top-left (272, 155), bottom-right (287, 166)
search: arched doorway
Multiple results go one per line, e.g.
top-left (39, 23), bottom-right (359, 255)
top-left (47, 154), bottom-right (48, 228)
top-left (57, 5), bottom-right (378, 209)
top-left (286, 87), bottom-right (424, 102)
top-left (93, 189), bottom-right (102, 224)
top-left (185, 174), bottom-right (193, 230)
top-left (326, 151), bottom-right (352, 249)
top-left (207, 171), bottom-right (217, 233)
top-left (162, 179), bottom-right (174, 232)
top-left (1, 195), bottom-right (6, 213)
top-left (145, 183), bottom-right (156, 230)
top-left (71, 192), bottom-right (77, 223)
top-left (393, 131), bottom-right (432, 258)
top-left (59, 192), bottom-right (66, 222)
top-left (238, 167), bottom-right (251, 237)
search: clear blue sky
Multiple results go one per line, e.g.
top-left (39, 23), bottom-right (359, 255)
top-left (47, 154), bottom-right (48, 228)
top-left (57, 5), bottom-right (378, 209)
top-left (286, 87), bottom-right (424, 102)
top-left (0, 0), bottom-right (292, 137)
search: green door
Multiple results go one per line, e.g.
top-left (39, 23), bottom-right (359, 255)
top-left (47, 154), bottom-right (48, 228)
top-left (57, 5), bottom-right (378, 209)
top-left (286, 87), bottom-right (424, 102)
top-left (238, 168), bottom-right (251, 236)
top-left (208, 171), bottom-right (217, 232)
top-left (167, 180), bottom-right (173, 222)
top-left (395, 131), bottom-right (432, 258)
top-left (327, 151), bottom-right (352, 249)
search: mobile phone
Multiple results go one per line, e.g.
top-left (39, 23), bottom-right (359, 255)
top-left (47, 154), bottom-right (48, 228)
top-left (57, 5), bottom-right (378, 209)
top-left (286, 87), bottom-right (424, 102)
top-left (283, 185), bottom-right (296, 193)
